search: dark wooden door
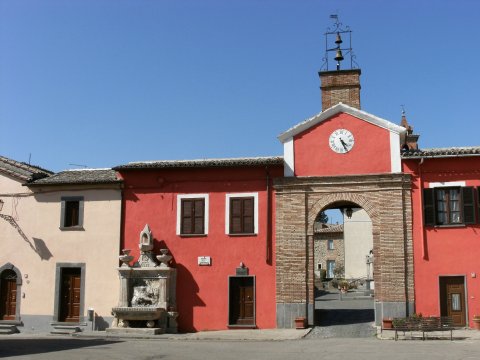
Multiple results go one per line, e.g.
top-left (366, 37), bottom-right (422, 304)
top-left (60, 269), bottom-right (81, 322)
top-left (229, 277), bottom-right (254, 326)
top-left (440, 276), bottom-right (466, 327)
top-left (0, 272), bottom-right (17, 320)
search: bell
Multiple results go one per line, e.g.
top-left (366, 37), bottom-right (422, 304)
top-left (334, 49), bottom-right (344, 62)
top-left (335, 32), bottom-right (343, 45)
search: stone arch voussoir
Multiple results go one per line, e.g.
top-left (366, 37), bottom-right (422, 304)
top-left (307, 192), bottom-right (378, 234)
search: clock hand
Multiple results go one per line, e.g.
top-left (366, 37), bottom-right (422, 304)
top-left (340, 138), bottom-right (348, 151)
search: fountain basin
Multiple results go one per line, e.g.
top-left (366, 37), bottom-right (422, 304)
top-left (112, 306), bottom-right (165, 321)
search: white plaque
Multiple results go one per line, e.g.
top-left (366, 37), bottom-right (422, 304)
top-left (198, 256), bottom-right (211, 266)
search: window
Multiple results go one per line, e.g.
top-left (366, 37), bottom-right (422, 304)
top-left (176, 194), bottom-right (209, 235)
top-left (327, 239), bottom-right (334, 250)
top-left (60, 197), bottom-right (84, 229)
top-left (225, 193), bottom-right (258, 235)
top-left (181, 198), bottom-right (205, 235)
top-left (423, 187), bottom-right (475, 226)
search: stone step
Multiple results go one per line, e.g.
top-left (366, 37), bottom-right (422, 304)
top-left (0, 325), bottom-right (19, 335)
top-left (50, 325), bottom-right (82, 335)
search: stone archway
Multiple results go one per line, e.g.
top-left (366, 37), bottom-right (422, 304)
top-left (274, 173), bottom-right (414, 328)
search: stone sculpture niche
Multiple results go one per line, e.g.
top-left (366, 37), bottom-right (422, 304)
top-left (109, 224), bottom-right (178, 334)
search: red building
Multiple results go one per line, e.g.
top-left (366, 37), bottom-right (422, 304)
top-left (115, 159), bottom-right (283, 331)
top-left (403, 148), bottom-right (480, 328)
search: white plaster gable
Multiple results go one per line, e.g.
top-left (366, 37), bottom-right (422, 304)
top-left (277, 103), bottom-right (406, 143)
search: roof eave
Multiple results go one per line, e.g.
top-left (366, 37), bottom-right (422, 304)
top-left (278, 103), bottom-right (407, 143)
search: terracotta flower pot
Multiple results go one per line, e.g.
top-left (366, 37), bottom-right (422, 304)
top-left (382, 318), bottom-right (393, 329)
top-left (295, 317), bottom-right (306, 329)
top-left (472, 316), bottom-right (480, 330)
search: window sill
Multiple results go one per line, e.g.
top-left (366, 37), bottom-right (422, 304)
top-left (179, 234), bottom-right (208, 238)
top-left (228, 233), bottom-right (257, 237)
top-left (428, 224), bottom-right (467, 229)
top-left (59, 226), bottom-right (85, 231)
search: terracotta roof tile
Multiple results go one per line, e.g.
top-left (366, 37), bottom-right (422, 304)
top-left (114, 156), bottom-right (284, 170)
top-left (0, 155), bottom-right (52, 181)
top-left (28, 169), bottom-right (121, 186)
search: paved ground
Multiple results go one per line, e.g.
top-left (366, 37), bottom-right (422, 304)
top-left (1, 335), bottom-right (480, 360)
top-left (308, 288), bottom-right (376, 338)
top-left (2, 289), bottom-right (480, 359)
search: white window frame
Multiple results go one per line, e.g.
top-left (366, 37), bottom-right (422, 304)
top-left (327, 239), bottom-right (334, 250)
top-left (428, 181), bottom-right (466, 188)
top-left (176, 194), bottom-right (209, 235)
top-left (225, 192), bottom-right (259, 235)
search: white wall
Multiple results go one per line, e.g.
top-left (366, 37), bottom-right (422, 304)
top-left (0, 173), bottom-right (121, 328)
top-left (343, 208), bottom-right (373, 279)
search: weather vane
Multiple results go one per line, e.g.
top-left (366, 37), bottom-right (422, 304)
top-left (321, 14), bottom-right (358, 71)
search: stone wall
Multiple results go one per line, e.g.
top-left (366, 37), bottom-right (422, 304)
top-left (274, 173), bottom-right (414, 327)
top-left (314, 233), bottom-right (344, 279)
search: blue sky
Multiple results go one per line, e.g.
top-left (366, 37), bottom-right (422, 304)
top-left (1, 0), bottom-right (479, 172)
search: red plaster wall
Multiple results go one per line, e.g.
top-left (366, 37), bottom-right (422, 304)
top-left (403, 157), bottom-right (480, 328)
top-left (119, 166), bottom-right (282, 332)
top-left (293, 113), bottom-right (392, 176)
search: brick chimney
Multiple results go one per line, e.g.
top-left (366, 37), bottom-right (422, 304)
top-left (319, 69), bottom-right (361, 110)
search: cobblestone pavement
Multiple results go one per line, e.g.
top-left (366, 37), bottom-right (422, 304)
top-left (307, 288), bottom-right (376, 338)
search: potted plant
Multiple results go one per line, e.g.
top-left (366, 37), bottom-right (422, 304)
top-left (472, 315), bottom-right (480, 330)
top-left (382, 318), bottom-right (393, 329)
top-left (294, 317), bottom-right (306, 329)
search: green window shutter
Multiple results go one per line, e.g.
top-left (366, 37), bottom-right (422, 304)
top-left (423, 188), bottom-right (436, 226)
top-left (181, 199), bottom-right (193, 234)
top-left (478, 187), bottom-right (480, 224)
top-left (462, 187), bottom-right (475, 224)
top-left (193, 199), bottom-right (205, 234)
top-left (230, 198), bottom-right (242, 234)
top-left (242, 198), bottom-right (254, 233)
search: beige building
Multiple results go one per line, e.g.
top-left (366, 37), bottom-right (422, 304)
top-left (343, 208), bottom-right (373, 280)
top-left (0, 156), bottom-right (122, 333)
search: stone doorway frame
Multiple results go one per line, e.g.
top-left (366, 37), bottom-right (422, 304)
top-left (274, 173), bottom-right (414, 328)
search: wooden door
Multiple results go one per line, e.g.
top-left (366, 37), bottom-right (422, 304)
top-left (229, 277), bottom-right (255, 326)
top-left (440, 276), bottom-right (466, 327)
top-left (0, 270), bottom-right (17, 320)
top-left (60, 269), bottom-right (81, 322)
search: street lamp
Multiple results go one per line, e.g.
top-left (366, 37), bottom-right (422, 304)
top-left (345, 207), bottom-right (353, 219)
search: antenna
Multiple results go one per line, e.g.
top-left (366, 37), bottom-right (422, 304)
top-left (28, 153), bottom-right (31, 165)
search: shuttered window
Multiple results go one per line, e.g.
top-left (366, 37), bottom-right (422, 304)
top-left (181, 198), bottom-right (205, 235)
top-left (423, 187), bottom-right (475, 226)
top-left (229, 197), bottom-right (254, 234)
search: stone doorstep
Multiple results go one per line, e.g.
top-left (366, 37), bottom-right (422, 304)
top-left (0, 324), bottom-right (19, 335)
top-left (105, 327), bottom-right (164, 335)
top-left (50, 325), bottom-right (82, 335)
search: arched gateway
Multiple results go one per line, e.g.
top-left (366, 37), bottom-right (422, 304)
top-left (273, 39), bottom-right (417, 327)
top-left (274, 173), bottom-right (414, 327)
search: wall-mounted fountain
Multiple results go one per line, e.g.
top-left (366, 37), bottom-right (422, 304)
top-left (108, 224), bottom-right (178, 335)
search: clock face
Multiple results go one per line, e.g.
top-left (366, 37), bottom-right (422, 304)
top-left (329, 129), bottom-right (355, 154)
